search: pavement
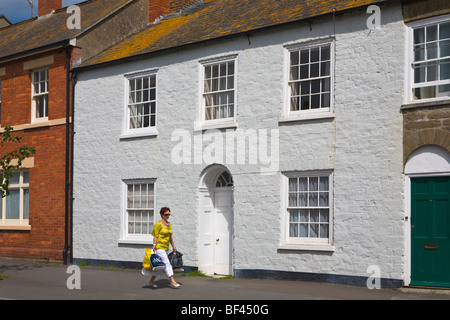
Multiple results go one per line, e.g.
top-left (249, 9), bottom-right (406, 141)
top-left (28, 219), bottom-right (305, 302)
top-left (1, 257), bottom-right (450, 302)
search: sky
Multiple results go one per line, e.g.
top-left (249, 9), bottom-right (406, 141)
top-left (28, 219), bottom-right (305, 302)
top-left (0, 0), bottom-right (85, 24)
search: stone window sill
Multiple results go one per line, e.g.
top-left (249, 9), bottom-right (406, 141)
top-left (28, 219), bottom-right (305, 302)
top-left (401, 99), bottom-right (450, 111)
top-left (278, 243), bottom-right (335, 252)
top-left (0, 225), bottom-right (31, 231)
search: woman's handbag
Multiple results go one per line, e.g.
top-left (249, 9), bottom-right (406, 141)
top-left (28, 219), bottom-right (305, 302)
top-left (168, 251), bottom-right (183, 269)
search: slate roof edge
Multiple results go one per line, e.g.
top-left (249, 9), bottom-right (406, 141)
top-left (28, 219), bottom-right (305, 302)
top-left (75, 0), bottom-right (396, 72)
top-left (68, 0), bottom-right (136, 40)
top-left (0, 0), bottom-right (135, 63)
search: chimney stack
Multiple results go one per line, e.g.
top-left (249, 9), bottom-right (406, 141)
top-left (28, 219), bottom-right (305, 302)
top-left (148, 0), bottom-right (170, 23)
top-left (148, 0), bottom-right (201, 23)
top-left (39, 0), bottom-right (62, 17)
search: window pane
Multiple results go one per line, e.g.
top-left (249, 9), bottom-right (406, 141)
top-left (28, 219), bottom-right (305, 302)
top-left (441, 40), bottom-right (450, 58)
top-left (299, 192), bottom-right (307, 206)
top-left (319, 192), bottom-right (329, 206)
top-left (300, 209), bottom-right (308, 222)
top-left (290, 66), bottom-right (299, 81)
top-left (10, 173), bottom-right (19, 185)
top-left (320, 224), bottom-right (329, 238)
top-left (414, 44), bottom-right (425, 62)
top-left (427, 43), bottom-right (438, 59)
top-left (414, 28), bottom-right (425, 44)
top-left (23, 189), bottom-right (29, 219)
top-left (6, 189), bottom-right (19, 219)
top-left (23, 171), bottom-right (29, 184)
top-left (299, 178), bottom-right (307, 191)
top-left (310, 209), bottom-right (319, 222)
top-left (310, 224), bottom-right (318, 238)
top-left (300, 223), bottom-right (308, 237)
top-left (427, 25), bottom-right (438, 42)
top-left (427, 63), bottom-right (438, 82)
top-left (289, 192), bottom-right (297, 206)
top-left (321, 46), bottom-right (330, 60)
top-left (310, 48), bottom-right (319, 62)
top-left (310, 63), bottom-right (319, 78)
top-left (290, 51), bottom-right (299, 65)
top-left (440, 22), bottom-right (450, 40)
top-left (319, 177), bottom-right (329, 191)
top-left (320, 209), bottom-right (329, 222)
top-left (289, 178), bottom-right (297, 192)
top-left (300, 49), bottom-right (309, 64)
top-left (309, 192), bottom-right (318, 206)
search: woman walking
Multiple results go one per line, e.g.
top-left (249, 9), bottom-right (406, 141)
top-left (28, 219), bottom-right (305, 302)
top-left (150, 207), bottom-right (181, 288)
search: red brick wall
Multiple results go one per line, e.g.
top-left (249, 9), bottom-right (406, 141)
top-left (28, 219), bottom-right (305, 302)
top-left (149, 0), bottom-right (200, 22)
top-left (0, 47), bottom-right (75, 261)
top-left (38, 0), bottom-right (62, 17)
top-left (149, 0), bottom-right (170, 22)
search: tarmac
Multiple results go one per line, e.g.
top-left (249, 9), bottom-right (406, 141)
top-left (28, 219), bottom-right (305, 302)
top-left (1, 257), bottom-right (450, 302)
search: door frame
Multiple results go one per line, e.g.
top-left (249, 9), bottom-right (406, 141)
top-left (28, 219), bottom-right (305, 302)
top-left (198, 165), bottom-right (234, 276)
top-left (404, 146), bottom-right (450, 286)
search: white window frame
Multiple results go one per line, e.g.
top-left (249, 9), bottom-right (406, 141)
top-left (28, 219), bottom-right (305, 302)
top-left (0, 170), bottom-right (30, 227)
top-left (122, 70), bottom-right (158, 138)
top-left (283, 39), bottom-right (334, 121)
top-left (406, 14), bottom-right (450, 103)
top-left (196, 54), bottom-right (238, 130)
top-left (120, 179), bottom-right (156, 244)
top-left (31, 68), bottom-right (49, 123)
top-left (279, 171), bottom-right (334, 251)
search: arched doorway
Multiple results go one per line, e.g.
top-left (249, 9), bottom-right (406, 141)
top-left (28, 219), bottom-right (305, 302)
top-left (198, 165), bottom-right (234, 276)
top-left (405, 145), bottom-right (450, 287)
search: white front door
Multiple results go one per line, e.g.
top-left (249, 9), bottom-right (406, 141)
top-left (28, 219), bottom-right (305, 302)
top-left (199, 188), bottom-right (233, 275)
top-left (214, 189), bottom-right (233, 275)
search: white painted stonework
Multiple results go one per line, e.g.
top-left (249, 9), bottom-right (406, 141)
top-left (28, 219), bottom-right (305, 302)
top-left (73, 4), bottom-right (407, 283)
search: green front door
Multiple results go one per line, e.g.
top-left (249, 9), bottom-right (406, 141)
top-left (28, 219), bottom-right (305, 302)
top-left (411, 176), bottom-right (450, 287)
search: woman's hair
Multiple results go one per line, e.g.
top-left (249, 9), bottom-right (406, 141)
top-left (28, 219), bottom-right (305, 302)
top-left (160, 207), bottom-right (171, 215)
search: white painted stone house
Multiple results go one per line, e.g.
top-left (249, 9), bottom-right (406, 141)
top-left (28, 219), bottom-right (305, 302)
top-left (72, 0), bottom-right (450, 288)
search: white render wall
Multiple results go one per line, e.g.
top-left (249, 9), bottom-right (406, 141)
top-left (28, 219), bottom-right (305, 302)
top-left (73, 4), bottom-right (405, 281)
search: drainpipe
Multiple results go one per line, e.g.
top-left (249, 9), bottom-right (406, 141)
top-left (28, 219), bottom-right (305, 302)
top-left (62, 40), bottom-right (71, 265)
top-left (70, 69), bottom-right (77, 265)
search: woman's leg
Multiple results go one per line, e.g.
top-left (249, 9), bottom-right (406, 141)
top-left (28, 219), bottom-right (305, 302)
top-left (155, 249), bottom-right (179, 285)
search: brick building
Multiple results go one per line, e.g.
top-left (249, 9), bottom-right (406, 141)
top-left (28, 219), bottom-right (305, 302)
top-left (0, 0), bottom-right (149, 263)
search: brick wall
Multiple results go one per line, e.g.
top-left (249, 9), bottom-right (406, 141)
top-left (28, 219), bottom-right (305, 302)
top-left (402, 102), bottom-right (450, 164)
top-left (149, 0), bottom-right (201, 22)
top-left (0, 47), bottom-right (75, 261)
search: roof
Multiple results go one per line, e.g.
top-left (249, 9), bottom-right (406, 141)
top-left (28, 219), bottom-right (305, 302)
top-left (0, 0), bottom-right (133, 61)
top-left (79, 0), bottom-right (390, 68)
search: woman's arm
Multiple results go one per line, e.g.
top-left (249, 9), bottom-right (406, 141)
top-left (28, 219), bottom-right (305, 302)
top-left (170, 236), bottom-right (177, 252)
top-left (153, 236), bottom-right (158, 251)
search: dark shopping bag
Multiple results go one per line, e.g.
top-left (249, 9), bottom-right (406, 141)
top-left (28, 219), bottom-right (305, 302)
top-left (168, 251), bottom-right (183, 269)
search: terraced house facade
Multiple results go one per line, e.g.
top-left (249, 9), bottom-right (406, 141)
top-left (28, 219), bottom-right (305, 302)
top-left (71, 0), bottom-right (450, 288)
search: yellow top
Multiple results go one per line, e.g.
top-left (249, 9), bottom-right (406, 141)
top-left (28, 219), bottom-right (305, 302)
top-left (152, 221), bottom-right (172, 251)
